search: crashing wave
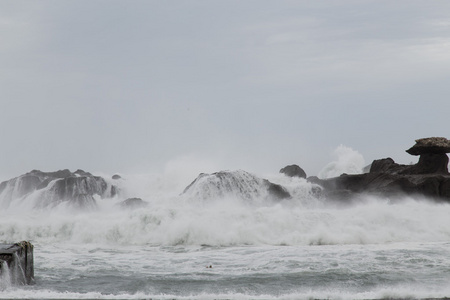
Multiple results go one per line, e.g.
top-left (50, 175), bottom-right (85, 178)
top-left (182, 170), bottom-right (290, 203)
top-left (0, 169), bottom-right (117, 209)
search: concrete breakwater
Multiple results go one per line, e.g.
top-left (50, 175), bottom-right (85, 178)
top-left (0, 241), bottom-right (34, 286)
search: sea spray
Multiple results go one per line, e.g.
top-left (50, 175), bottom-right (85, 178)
top-left (318, 145), bottom-right (365, 179)
top-left (2, 190), bottom-right (450, 247)
top-left (2, 150), bottom-right (450, 298)
top-left (0, 260), bottom-right (12, 290)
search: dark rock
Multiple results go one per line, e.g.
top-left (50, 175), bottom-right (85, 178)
top-left (112, 174), bottom-right (122, 180)
top-left (280, 165), bottom-right (307, 178)
top-left (0, 241), bottom-right (34, 285)
top-left (370, 158), bottom-right (398, 173)
top-left (119, 197), bottom-right (148, 209)
top-left (0, 169), bottom-right (118, 209)
top-left (415, 153), bottom-right (449, 174)
top-left (265, 180), bottom-right (291, 199)
top-left (314, 167), bottom-right (450, 201)
top-left (306, 176), bottom-right (321, 184)
top-left (313, 138), bottom-right (450, 201)
top-left (370, 154), bottom-right (449, 175)
top-left (406, 137), bottom-right (450, 155)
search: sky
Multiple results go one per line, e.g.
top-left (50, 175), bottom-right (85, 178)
top-left (1, 1), bottom-right (450, 181)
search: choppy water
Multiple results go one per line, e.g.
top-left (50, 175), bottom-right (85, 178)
top-left (4, 241), bottom-right (450, 299)
top-left (1, 163), bottom-right (450, 299)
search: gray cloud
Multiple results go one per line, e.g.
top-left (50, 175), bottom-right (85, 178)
top-left (1, 1), bottom-right (450, 180)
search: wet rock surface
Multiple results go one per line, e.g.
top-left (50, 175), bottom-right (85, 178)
top-left (0, 169), bottom-right (117, 209)
top-left (280, 164), bottom-right (307, 178)
top-left (313, 138), bottom-right (450, 201)
top-left (183, 170), bottom-right (290, 202)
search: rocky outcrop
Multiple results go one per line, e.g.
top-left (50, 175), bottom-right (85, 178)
top-left (312, 172), bottom-right (450, 201)
top-left (0, 169), bottom-right (117, 209)
top-left (183, 170), bottom-right (290, 202)
top-left (370, 154), bottom-right (449, 175)
top-left (311, 138), bottom-right (450, 201)
top-left (280, 165), bottom-right (307, 178)
top-left (0, 241), bottom-right (34, 285)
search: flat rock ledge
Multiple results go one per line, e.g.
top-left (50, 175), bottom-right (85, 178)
top-left (0, 241), bottom-right (34, 285)
top-left (406, 137), bottom-right (450, 155)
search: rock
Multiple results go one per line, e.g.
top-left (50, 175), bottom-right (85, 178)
top-left (370, 158), bottom-right (399, 173)
top-left (118, 197), bottom-right (148, 209)
top-left (370, 154), bottom-right (449, 175)
top-left (280, 165), bottom-right (307, 178)
top-left (265, 180), bottom-right (291, 199)
top-left (112, 174), bottom-right (122, 180)
top-left (312, 138), bottom-right (450, 202)
top-left (183, 170), bottom-right (290, 202)
top-left (0, 169), bottom-right (118, 209)
top-left (314, 159), bottom-right (450, 201)
top-left (406, 137), bottom-right (450, 155)
top-left (0, 241), bottom-right (34, 285)
top-left (415, 153), bottom-right (449, 174)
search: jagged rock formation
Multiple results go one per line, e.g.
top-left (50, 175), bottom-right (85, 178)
top-left (280, 164), bottom-right (307, 178)
top-left (0, 169), bottom-right (117, 209)
top-left (311, 138), bottom-right (450, 201)
top-left (183, 170), bottom-right (290, 202)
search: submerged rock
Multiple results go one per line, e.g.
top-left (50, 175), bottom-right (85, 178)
top-left (183, 170), bottom-right (290, 202)
top-left (118, 197), bottom-right (148, 209)
top-left (280, 164), bottom-right (307, 178)
top-left (0, 169), bottom-right (117, 209)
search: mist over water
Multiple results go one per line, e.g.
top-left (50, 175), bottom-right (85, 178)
top-left (1, 146), bottom-right (450, 299)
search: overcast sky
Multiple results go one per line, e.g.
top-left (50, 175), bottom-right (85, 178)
top-left (1, 1), bottom-right (450, 181)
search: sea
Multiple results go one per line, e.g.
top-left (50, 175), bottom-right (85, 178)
top-left (1, 153), bottom-right (450, 300)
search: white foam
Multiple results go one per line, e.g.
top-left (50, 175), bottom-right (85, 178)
top-left (1, 150), bottom-right (449, 247)
top-left (2, 190), bottom-right (450, 247)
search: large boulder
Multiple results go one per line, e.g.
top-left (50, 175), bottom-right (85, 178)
top-left (182, 170), bottom-right (290, 202)
top-left (0, 169), bottom-right (117, 209)
top-left (280, 164), bottom-right (307, 178)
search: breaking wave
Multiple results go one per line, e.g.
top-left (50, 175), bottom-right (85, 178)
top-left (1, 146), bottom-right (450, 248)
